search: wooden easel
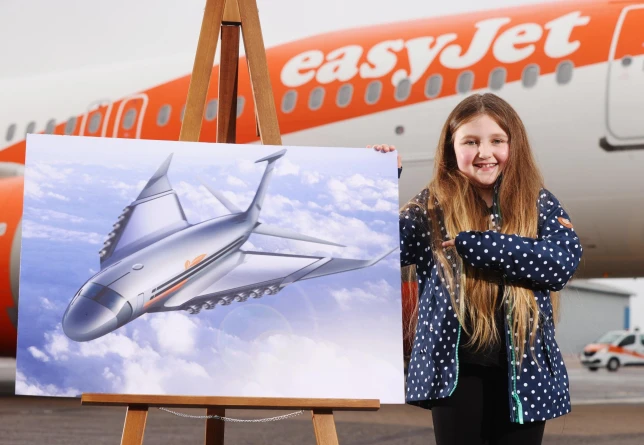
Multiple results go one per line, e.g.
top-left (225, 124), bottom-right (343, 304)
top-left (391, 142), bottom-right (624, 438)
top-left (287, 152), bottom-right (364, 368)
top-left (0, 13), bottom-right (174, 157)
top-left (80, 0), bottom-right (380, 444)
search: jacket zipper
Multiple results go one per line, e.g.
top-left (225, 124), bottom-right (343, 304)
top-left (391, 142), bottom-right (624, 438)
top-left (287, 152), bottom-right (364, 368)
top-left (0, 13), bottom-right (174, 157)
top-left (449, 324), bottom-right (462, 396)
top-left (494, 185), bottom-right (523, 423)
top-left (508, 308), bottom-right (524, 424)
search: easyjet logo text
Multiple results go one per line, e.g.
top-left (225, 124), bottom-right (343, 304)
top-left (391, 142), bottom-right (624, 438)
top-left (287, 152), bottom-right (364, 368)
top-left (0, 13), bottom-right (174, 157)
top-left (280, 11), bottom-right (590, 88)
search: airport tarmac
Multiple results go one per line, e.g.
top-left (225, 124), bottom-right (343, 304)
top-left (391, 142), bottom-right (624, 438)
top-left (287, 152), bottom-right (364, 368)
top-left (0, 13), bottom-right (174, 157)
top-left (1, 357), bottom-right (643, 444)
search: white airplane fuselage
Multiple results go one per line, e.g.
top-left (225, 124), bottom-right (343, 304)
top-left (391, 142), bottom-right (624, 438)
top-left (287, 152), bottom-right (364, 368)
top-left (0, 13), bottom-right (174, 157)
top-left (62, 211), bottom-right (251, 341)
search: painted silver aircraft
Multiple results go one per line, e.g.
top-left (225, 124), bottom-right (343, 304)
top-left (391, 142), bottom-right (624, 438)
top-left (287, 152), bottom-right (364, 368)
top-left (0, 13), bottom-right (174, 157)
top-left (61, 149), bottom-right (396, 342)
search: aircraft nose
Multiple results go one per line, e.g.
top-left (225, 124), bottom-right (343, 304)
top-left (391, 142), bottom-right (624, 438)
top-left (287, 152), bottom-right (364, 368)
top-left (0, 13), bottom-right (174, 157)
top-left (62, 296), bottom-right (118, 342)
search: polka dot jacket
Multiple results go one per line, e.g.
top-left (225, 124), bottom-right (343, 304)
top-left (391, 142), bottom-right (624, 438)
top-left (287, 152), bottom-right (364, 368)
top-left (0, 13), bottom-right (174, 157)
top-left (400, 186), bottom-right (583, 424)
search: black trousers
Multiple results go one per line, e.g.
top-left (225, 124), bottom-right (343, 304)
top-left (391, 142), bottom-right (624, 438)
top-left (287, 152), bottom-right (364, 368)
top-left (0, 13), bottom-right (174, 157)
top-left (430, 364), bottom-right (546, 445)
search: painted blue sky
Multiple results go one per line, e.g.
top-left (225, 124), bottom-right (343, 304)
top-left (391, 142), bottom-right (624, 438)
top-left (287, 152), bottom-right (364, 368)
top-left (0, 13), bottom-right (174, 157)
top-left (15, 134), bottom-right (405, 402)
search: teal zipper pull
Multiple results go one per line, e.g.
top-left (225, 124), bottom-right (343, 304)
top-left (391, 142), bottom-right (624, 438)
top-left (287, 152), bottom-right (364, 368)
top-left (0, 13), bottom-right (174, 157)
top-left (507, 302), bottom-right (525, 425)
top-left (513, 393), bottom-right (524, 424)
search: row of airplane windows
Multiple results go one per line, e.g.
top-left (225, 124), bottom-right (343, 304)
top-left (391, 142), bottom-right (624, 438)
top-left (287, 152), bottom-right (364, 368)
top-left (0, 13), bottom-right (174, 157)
top-left (4, 61), bottom-right (574, 143)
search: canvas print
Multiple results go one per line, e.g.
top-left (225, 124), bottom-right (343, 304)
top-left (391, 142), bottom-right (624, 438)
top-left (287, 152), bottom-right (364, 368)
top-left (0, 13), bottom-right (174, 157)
top-left (15, 134), bottom-right (404, 402)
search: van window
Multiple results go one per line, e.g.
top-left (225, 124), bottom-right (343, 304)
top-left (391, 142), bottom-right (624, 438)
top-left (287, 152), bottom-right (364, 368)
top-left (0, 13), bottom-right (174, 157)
top-left (618, 335), bottom-right (635, 347)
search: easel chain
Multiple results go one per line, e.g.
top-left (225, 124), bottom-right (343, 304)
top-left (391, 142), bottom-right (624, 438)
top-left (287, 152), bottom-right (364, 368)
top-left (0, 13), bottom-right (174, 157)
top-left (158, 407), bottom-right (305, 422)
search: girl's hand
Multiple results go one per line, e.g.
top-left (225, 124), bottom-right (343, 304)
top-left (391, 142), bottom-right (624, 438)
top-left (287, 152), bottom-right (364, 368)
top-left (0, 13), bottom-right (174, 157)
top-left (442, 239), bottom-right (455, 248)
top-left (368, 144), bottom-right (402, 168)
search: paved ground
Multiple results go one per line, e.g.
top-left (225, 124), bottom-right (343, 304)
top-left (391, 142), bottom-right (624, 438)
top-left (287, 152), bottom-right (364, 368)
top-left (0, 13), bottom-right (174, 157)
top-left (2, 357), bottom-right (643, 444)
top-left (0, 396), bottom-right (643, 444)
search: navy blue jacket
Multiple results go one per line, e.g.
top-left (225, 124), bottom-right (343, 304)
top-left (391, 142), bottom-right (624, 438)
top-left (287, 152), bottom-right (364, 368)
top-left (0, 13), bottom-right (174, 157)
top-left (399, 181), bottom-right (583, 424)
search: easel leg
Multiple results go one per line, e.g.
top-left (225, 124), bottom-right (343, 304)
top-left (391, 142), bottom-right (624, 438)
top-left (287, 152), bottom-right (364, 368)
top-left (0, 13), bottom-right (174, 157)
top-left (179, 0), bottom-right (226, 142)
top-left (237, 0), bottom-right (282, 145)
top-left (120, 405), bottom-right (148, 445)
top-left (311, 409), bottom-right (340, 445)
top-left (205, 407), bottom-right (226, 445)
top-left (217, 23), bottom-right (240, 144)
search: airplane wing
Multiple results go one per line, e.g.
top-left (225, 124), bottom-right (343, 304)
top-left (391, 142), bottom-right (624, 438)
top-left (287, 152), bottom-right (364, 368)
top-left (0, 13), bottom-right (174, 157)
top-left (155, 247), bottom-right (397, 313)
top-left (99, 153), bottom-right (189, 268)
top-left (251, 222), bottom-right (345, 247)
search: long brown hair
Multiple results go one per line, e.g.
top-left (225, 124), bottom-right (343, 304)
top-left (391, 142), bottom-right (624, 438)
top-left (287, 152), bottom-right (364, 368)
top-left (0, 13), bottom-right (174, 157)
top-left (402, 93), bottom-right (559, 369)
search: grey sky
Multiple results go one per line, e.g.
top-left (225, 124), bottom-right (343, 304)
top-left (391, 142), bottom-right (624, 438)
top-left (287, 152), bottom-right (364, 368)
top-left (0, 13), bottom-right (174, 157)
top-left (1, 0), bottom-right (559, 79)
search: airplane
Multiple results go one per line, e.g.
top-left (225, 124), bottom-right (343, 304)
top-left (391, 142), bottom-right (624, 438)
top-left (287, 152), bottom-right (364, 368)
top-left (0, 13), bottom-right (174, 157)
top-left (61, 146), bottom-right (395, 342)
top-left (2, 0), bottom-right (644, 355)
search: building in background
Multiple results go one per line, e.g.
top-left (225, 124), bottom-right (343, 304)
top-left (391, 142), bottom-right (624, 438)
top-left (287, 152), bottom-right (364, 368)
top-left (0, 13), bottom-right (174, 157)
top-left (555, 280), bottom-right (633, 357)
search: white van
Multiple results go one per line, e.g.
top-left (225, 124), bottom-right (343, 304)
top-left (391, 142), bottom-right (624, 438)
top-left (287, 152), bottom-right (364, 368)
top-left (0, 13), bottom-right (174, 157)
top-left (580, 329), bottom-right (644, 371)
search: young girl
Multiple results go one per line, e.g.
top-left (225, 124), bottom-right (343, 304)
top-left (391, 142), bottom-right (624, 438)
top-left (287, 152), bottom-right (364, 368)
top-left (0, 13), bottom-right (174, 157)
top-left (372, 93), bottom-right (582, 445)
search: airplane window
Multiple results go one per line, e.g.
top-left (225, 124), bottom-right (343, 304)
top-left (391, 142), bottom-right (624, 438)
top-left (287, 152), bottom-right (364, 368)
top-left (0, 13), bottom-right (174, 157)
top-left (336, 84), bottom-right (353, 108)
top-left (122, 108), bottom-right (137, 130)
top-left (5, 124), bottom-right (16, 142)
top-left (309, 86), bottom-right (325, 110)
top-left (522, 64), bottom-right (539, 88)
top-left (45, 119), bottom-right (56, 134)
top-left (157, 105), bottom-right (171, 126)
top-left (556, 61), bottom-right (573, 85)
top-left (425, 75), bottom-right (442, 98)
top-left (395, 78), bottom-right (411, 102)
top-left (64, 117), bottom-right (77, 135)
top-left (457, 71), bottom-right (474, 94)
top-left (96, 288), bottom-right (126, 314)
top-left (365, 80), bottom-right (382, 105)
top-left (205, 100), bottom-right (217, 121)
top-left (25, 121), bottom-right (36, 136)
top-left (489, 68), bottom-right (506, 91)
top-left (88, 112), bottom-right (102, 134)
top-left (641, 334), bottom-right (644, 347)
top-left (281, 90), bottom-right (297, 113)
top-left (237, 97), bottom-right (245, 118)
top-left (80, 282), bottom-right (105, 299)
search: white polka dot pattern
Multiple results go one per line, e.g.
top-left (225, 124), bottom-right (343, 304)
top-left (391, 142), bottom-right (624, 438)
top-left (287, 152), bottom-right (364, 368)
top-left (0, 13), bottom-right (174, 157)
top-left (399, 187), bottom-right (582, 424)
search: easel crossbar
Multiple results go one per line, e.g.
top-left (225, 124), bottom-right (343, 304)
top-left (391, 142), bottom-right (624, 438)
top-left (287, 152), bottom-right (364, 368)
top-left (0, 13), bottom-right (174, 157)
top-left (81, 394), bottom-right (380, 411)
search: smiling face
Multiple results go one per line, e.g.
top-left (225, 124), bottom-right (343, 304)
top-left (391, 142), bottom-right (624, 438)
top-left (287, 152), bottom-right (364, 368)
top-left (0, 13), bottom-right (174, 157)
top-left (453, 113), bottom-right (509, 189)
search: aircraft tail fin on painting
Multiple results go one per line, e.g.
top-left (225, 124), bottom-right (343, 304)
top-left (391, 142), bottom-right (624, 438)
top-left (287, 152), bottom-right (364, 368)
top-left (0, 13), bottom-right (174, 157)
top-left (246, 149), bottom-right (286, 217)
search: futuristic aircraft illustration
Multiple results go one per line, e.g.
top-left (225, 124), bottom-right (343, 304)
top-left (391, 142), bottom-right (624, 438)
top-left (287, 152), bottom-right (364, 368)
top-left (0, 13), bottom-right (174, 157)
top-left (61, 148), bottom-right (396, 342)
